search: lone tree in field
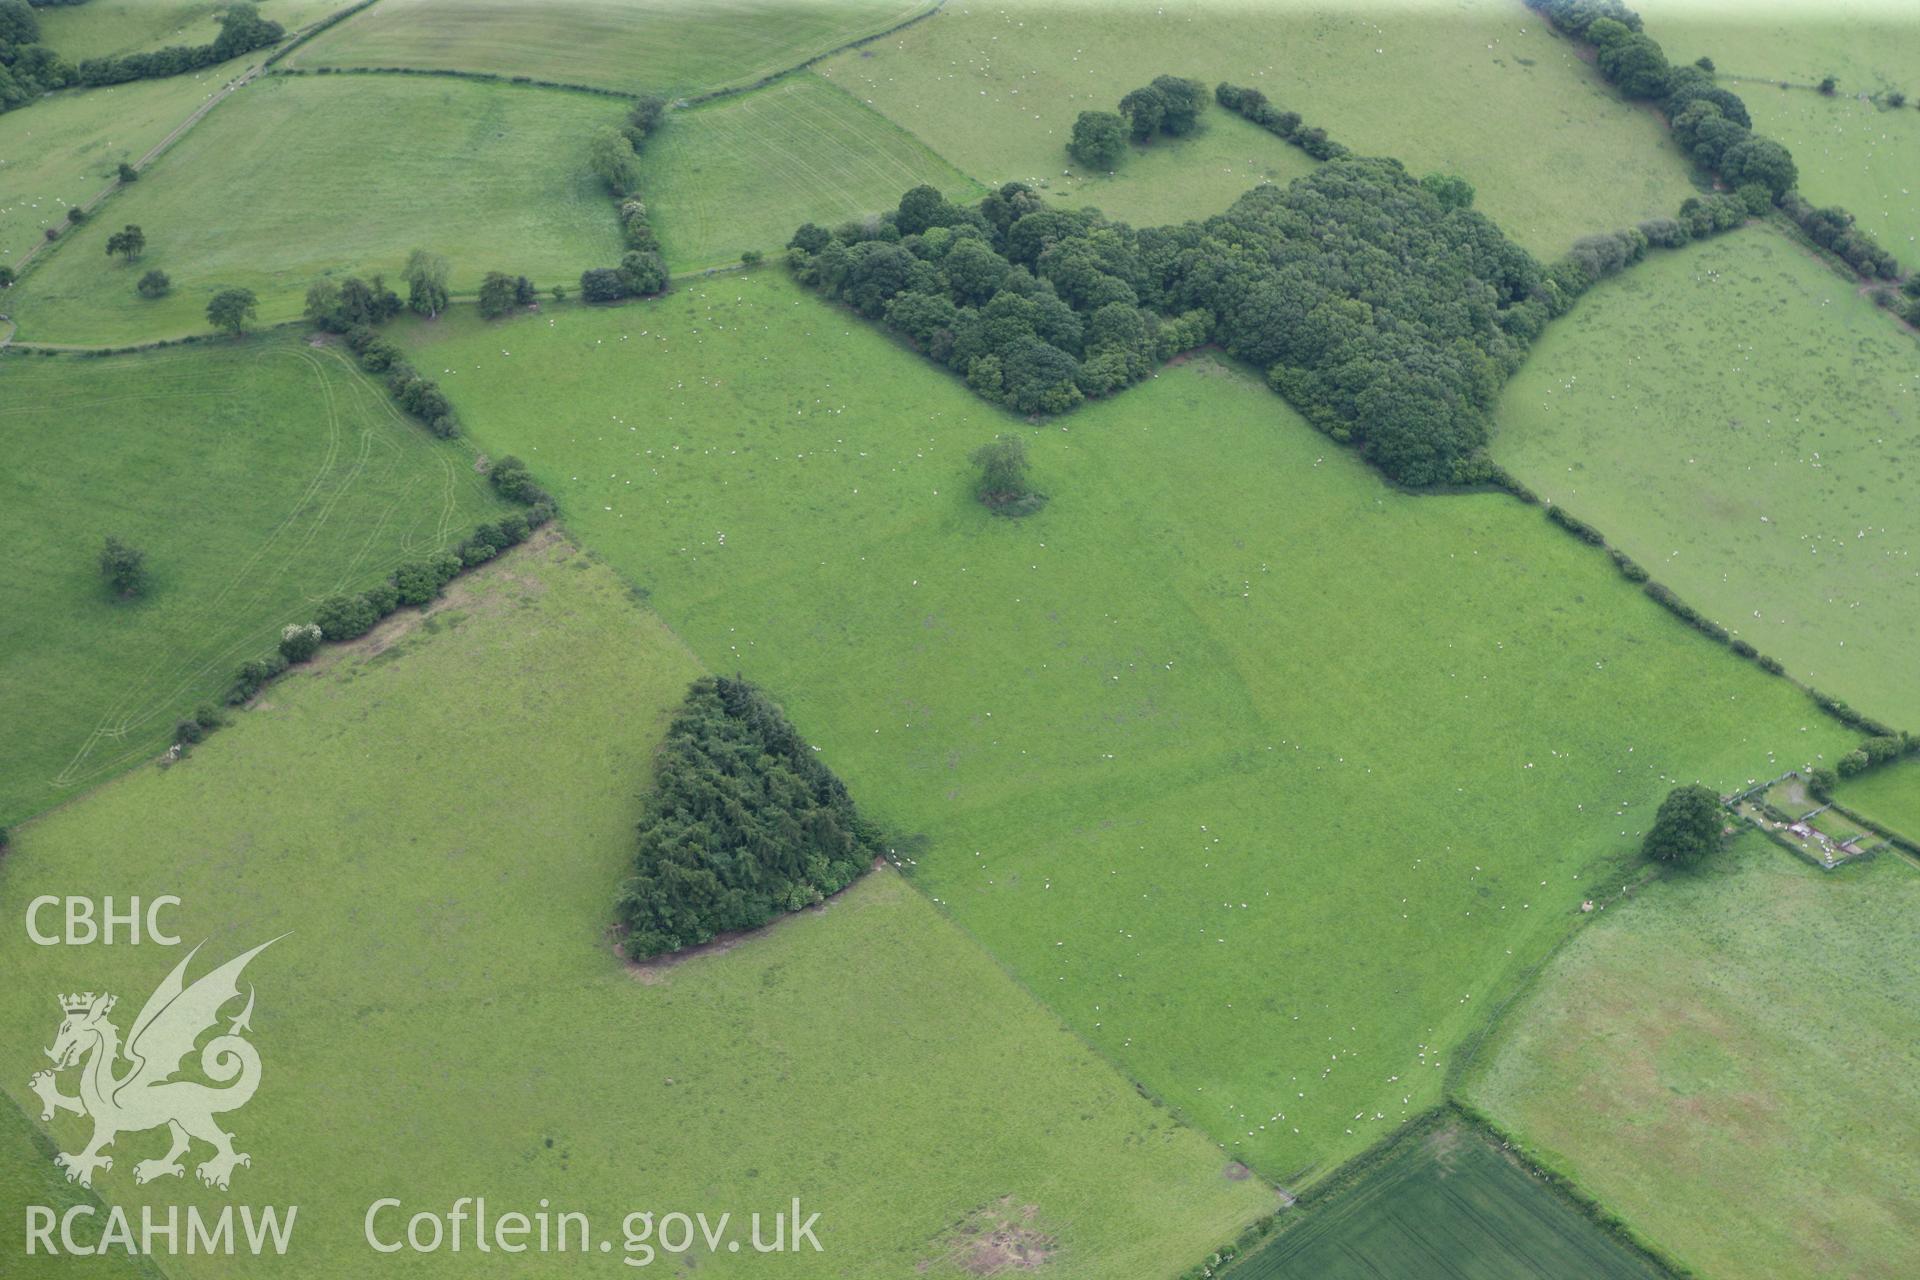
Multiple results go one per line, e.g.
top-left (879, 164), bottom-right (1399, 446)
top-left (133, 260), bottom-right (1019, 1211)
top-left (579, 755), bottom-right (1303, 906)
top-left (105, 224), bottom-right (144, 261)
top-left (1068, 110), bottom-right (1128, 169)
top-left (137, 269), bottom-right (170, 299)
top-left (970, 435), bottom-right (1044, 515)
top-left (117, 162), bottom-right (139, 183)
top-left (99, 536), bottom-right (148, 599)
top-left (1643, 784), bottom-right (1724, 866)
top-left (206, 287), bottom-right (257, 335)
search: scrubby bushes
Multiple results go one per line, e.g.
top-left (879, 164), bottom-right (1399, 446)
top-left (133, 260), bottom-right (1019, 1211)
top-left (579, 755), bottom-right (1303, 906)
top-left (136, 269), bottom-right (171, 299)
top-left (1214, 82), bottom-right (1348, 160)
top-left (615, 676), bottom-right (886, 959)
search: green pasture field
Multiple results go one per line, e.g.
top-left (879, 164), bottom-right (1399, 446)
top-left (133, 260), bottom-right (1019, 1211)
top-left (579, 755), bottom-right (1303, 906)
top-left (1466, 835), bottom-right (1920, 1279)
top-left (1494, 225), bottom-right (1920, 730)
top-left (1650, 0), bottom-right (1920, 252)
top-left (0, 338), bottom-right (506, 828)
top-left (815, 0), bottom-right (1697, 250)
top-left (1842, 759), bottom-right (1920, 842)
top-left (0, 539), bottom-right (1272, 1278)
top-left (34, 0), bottom-right (340, 64)
top-left (0, 73), bottom-right (227, 268)
top-left (285, 0), bottom-right (934, 97)
top-left (5, 74), bottom-right (624, 344)
top-left (400, 272), bottom-right (1852, 1183)
top-left (1229, 1121), bottom-right (1666, 1280)
top-left (635, 74), bottom-right (985, 272)
top-left (0, 1099), bottom-right (158, 1280)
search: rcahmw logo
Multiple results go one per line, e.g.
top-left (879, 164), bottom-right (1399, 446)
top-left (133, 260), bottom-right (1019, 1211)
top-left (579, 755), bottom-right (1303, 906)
top-left (23, 937), bottom-right (299, 1260)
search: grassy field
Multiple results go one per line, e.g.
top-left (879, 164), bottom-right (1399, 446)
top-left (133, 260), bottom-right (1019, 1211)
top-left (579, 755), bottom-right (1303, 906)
top-left (286, 0), bottom-right (934, 97)
top-left (0, 538), bottom-right (1273, 1278)
top-left (815, 0), bottom-right (1697, 250)
top-left (0, 73), bottom-right (231, 268)
top-left (1842, 759), bottom-right (1920, 841)
top-left (1649, 0), bottom-right (1920, 253)
top-left (636, 74), bottom-right (985, 271)
top-left (1494, 225), bottom-right (1920, 730)
top-left (400, 272), bottom-right (1853, 1183)
top-left (0, 338), bottom-right (506, 827)
top-left (0, 1098), bottom-right (159, 1279)
top-left (34, 0), bottom-right (340, 64)
top-left (1466, 835), bottom-right (1920, 1279)
top-left (1229, 1120), bottom-right (1667, 1280)
top-left (6, 74), bottom-right (624, 344)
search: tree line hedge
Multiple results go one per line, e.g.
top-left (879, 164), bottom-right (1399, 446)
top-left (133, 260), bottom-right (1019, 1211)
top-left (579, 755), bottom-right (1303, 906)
top-left (1530, 0), bottom-right (1904, 290)
top-left (226, 468), bottom-right (555, 707)
top-left (1214, 82), bottom-right (1349, 161)
top-left (70, 2), bottom-right (282, 88)
top-left (614, 676), bottom-right (885, 960)
top-left (581, 95), bottom-right (670, 303)
top-left (788, 158), bottom-right (1545, 487)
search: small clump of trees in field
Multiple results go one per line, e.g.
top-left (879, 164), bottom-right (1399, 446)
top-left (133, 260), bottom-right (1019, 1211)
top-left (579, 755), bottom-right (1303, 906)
top-left (1067, 74), bottom-right (1207, 170)
top-left (971, 436), bottom-right (1045, 516)
top-left (615, 676), bottom-right (885, 960)
top-left (786, 159), bottom-right (1545, 486)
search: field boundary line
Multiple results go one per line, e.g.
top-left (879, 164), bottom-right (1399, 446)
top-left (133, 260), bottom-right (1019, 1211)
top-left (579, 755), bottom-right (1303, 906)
top-left (1, 1), bottom-right (375, 282)
top-left (271, 2), bottom-right (945, 106)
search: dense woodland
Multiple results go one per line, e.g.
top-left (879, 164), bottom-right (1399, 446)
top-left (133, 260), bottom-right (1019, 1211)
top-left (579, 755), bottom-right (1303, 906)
top-left (787, 159), bottom-right (1544, 486)
top-left (616, 676), bottom-right (885, 959)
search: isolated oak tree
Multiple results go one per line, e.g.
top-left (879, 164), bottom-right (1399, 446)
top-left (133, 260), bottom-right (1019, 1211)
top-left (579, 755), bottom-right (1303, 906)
top-left (1643, 784), bottom-right (1724, 865)
top-left (206, 287), bottom-right (257, 335)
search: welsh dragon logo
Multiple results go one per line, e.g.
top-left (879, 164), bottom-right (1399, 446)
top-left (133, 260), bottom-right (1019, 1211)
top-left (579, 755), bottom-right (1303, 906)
top-left (28, 938), bottom-right (281, 1191)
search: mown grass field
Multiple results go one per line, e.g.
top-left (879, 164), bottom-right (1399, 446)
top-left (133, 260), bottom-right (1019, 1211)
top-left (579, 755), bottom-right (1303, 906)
top-left (1229, 1120), bottom-right (1666, 1280)
top-left (635, 75), bottom-right (985, 271)
top-left (401, 272), bottom-right (1852, 1183)
top-left (0, 539), bottom-right (1273, 1278)
top-left (0, 73), bottom-right (227, 267)
top-left (1650, 0), bottom-right (1920, 253)
top-left (816, 0), bottom-right (1697, 249)
top-left (6, 74), bottom-right (624, 344)
top-left (1493, 226), bottom-right (1920, 730)
top-left (1842, 760), bottom-right (1920, 841)
top-left (34, 0), bottom-right (340, 64)
top-left (286, 0), bottom-right (933, 97)
top-left (0, 338), bottom-right (506, 828)
top-left (1466, 835), bottom-right (1920, 1279)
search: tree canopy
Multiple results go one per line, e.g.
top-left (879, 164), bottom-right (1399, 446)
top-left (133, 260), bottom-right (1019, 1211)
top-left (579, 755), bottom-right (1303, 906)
top-left (615, 677), bottom-right (884, 959)
top-left (1643, 784), bottom-right (1724, 865)
top-left (787, 157), bottom-right (1544, 486)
